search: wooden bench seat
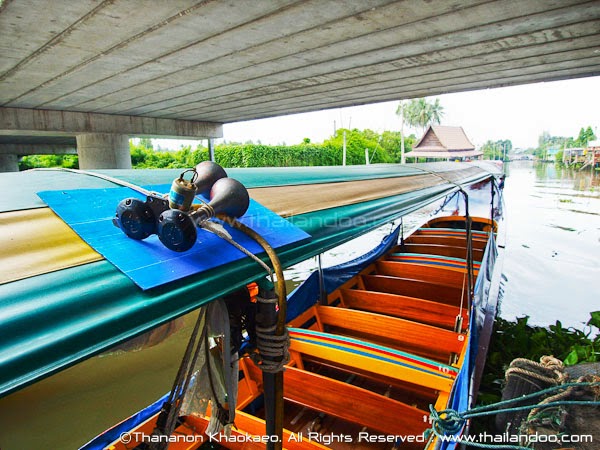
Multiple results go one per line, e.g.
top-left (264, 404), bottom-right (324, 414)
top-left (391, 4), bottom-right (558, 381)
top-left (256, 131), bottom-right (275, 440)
top-left (244, 358), bottom-right (430, 445)
top-left (340, 287), bottom-right (467, 331)
top-left (315, 305), bottom-right (465, 359)
top-left (361, 274), bottom-right (464, 306)
top-left (298, 354), bottom-right (440, 407)
top-left (396, 243), bottom-right (484, 261)
top-left (377, 259), bottom-right (471, 285)
top-left (184, 410), bottom-right (330, 450)
top-left (383, 254), bottom-right (480, 276)
top-left (406, 233), bottom-right (488, 249)
top-left (415, 226), bottom-right (490, 238)
top-left (425, 216), bottom-right (496, 232)
top-left (288, 326), bottom-right (457, 392)
top-left (413, 228), bottom-right (491, 246)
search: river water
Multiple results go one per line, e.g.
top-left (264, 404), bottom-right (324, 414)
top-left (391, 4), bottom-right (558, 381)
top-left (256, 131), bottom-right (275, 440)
top-left (0, 161), bottom-right (598, 449)
top-left (500, 161), bottom-right (600, 328)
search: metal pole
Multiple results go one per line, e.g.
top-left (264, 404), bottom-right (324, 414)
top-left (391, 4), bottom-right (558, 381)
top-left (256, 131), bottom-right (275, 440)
top-left (342, 131), bottom-right (347, 166)
top-left (317, 254), bottom-right (327, 305)
top-left (400, 101), bottom-right (406, 164)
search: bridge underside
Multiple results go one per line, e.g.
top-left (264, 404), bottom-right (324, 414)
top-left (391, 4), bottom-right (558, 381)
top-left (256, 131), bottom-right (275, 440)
top-left (1, 0), bottom-right (599, 170)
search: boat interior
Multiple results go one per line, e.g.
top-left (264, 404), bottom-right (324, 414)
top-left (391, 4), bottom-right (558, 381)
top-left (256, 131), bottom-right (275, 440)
top-left (107, 215), bottom-right (497, 450)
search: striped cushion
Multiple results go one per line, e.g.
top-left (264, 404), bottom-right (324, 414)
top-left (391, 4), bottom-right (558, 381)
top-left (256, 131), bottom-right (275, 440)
top-left (289, 328), bottom-right (458, 379)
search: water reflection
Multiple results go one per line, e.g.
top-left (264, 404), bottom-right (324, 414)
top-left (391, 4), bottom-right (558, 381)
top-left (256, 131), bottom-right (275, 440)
top-left (500, 161), bottom-right (600, 329)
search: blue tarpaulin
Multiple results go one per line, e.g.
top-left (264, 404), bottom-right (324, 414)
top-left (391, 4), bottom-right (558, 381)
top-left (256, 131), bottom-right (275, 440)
top-left (38, 186), bottom-right (310, 290)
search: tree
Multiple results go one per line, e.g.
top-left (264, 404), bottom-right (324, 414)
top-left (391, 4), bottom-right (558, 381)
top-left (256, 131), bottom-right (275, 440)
top-left (396, 97), bottom-right (444, 163)
top-left (428, 98), bottom-right (444, 126)
top-left (379, 130), bottom-right (416, 162)
top-left (538, 131), bottom-right (551, 149)
top-left (139, 137), bottom-right (154, 150)
top-left (576, 126), bottom-right (596, 147)
top-left (400, 98), bottom-right (444, 135)
top-left (536, 131), bottom-right (579, 161)
top-left (323, 128), bottom-right (393, 164)
top-left (19, 154), bottom-right (80, 170)
top-left (481, 139), bottom-right (513, 160)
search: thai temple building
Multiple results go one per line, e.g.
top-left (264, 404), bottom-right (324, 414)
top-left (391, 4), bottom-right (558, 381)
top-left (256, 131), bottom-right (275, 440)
top-left (410, 125), bottom-right (483, 161)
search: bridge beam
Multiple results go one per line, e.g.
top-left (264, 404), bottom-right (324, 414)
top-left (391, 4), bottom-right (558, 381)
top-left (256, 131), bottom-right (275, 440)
top-left (0, 144), bottom-right (77, 155)
top-left (0, 107), bottom-right (223, 171)
top-left (0, 107), bottom-right (222, 139)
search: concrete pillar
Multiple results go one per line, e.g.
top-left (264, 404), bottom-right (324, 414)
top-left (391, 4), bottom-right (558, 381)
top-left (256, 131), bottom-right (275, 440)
top-left (0, 154), bottom-right (19, 172)
top-left (76, 133), bottom-right (131, 169)
top-left (208, 138), bottom-right (215, 162)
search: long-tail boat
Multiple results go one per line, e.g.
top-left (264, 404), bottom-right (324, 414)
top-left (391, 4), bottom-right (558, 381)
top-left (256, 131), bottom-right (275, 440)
top-left (0, 162), bottom-right (504, 449)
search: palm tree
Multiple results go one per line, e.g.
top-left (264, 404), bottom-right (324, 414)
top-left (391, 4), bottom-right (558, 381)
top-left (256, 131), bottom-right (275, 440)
top-left (396, 97), bottom-right (444, 163)
top-left (402, 98), bottom-right (444, 134)
top-left (428, 98), bottom-right (444, 128)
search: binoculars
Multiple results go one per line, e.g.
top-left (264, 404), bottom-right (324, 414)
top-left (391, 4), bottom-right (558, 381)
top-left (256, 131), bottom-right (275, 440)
top-left (113, 161), bottom-right (250, 252)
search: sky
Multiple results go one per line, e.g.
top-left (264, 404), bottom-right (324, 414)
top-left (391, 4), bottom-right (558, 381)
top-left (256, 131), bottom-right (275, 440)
top-left (154, 76), bottom-right (600, 151)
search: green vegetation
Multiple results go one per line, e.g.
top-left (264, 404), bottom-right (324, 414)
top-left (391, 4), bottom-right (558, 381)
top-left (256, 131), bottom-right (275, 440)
top-left (534, 126), bottom-right (596, 161)
top-left (19, 154), bottom-right (79, 170)
top-left (480, 139), bottom-right (512, 161)
top-left (536, 131), bottom-right (573, 159)
top-left (130, 144), bottom-right (206, 168)
top-left (19, 128), bottom-right (417, 170)
top-left (575, 126), bottom-right (597, 147)
top-left (132, 129), bottom-right (402, 169)
top-left (479, 311), bottom-right (600, 406)
top-left (472, 311), bottom-right (600, 433)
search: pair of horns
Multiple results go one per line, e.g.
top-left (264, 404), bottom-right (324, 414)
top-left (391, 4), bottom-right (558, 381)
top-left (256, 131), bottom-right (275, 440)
top-left (114, 162), bottom-right (250, 252)
top-left (158, 162), bottom-right (250, 252)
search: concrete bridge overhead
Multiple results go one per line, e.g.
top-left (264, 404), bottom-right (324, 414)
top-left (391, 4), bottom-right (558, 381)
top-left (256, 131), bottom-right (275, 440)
top-left (1, 0), bottom-right (599, 171)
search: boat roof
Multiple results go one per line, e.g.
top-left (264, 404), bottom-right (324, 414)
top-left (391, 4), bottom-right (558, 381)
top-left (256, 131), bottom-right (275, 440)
top-left (0, 162), bottom-right (500, 396)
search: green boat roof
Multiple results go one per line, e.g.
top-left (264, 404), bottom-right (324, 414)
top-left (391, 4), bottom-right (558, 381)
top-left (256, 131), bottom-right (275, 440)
top-left (0, 162), bottom-right (498, 396)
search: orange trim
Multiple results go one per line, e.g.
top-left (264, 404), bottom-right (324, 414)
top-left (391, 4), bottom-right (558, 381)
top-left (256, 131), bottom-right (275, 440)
top-left (246, 282), bottom-right (259, 302)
